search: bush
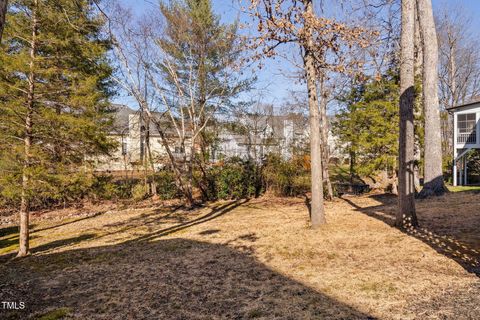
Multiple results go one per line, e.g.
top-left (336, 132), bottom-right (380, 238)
top-left (153, 170), bottom-right (180, 200)
top-left (206, 157), bottom-right (261, 200)
top-left (132, 183), bottom-right (149, 201)
top-left (90, 175), bottom-right (137, 200)
top-left (263, 154), bottom-right (310, 196)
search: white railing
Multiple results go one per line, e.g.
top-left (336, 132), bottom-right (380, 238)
top-left (457, 132), bottom-right (476, 144)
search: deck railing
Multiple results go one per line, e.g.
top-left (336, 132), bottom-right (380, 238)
top-left (457, 132), bottom-right (476, 144)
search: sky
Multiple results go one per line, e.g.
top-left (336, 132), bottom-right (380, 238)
top-left (113, 0), bottom-right (480, 110)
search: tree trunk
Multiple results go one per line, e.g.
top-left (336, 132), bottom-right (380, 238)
top-left (319, 74), bottom-right (334, 200)
top-left (416, 0), bottom-right (448, 198)
top-left (413, 6), bottom-right (422, 193)
top-left (18, 0), bottom-right (37, 258)
top-left (304, 0), bottom-right (325, 228)
top-left (144, 115), bottom-right (157, 197)
top-left (151, 119), bottom-right (194, 206)
top-left (349, 148), bottom-right (356, 184)
top-left (0, 0), bottom-right (7, 43)
top-left (397, 0), bottom-right (418, 228)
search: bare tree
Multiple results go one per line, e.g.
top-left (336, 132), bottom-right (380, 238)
top-left (0, 0), bottom-right (7, 43)
top-left (437, 6), bottom-right (480, 109)
top-left (436, 6), bottom-right (480, 157)
top-left (413, 4), bottom-right (422, 193)
top-left (416, 0), bottom-right (447, 197)
top-left (397, 0), bottom-right (417, 228)
top-left (247, 0), bottom-right (374, 227)
top-left (107, 2), bottom-right (247, 206)
top-left (304, 0), bottom-right (325, 226)
top-left (106, 7), bottom-right (158, 198)
top-left (318, 74), bottom-right (334, 200)
top-left (107, 7), bottom-right (196, 205)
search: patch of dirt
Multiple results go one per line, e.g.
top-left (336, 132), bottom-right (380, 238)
top-left (1, 193), bottom-right (479, 319)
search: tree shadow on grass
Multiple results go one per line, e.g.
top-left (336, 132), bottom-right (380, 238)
top-left (1, 200), bottom-right (247, 262)
top-left (0, 238), bottom-right (376, 320)
top-left (0, 212), bottom-right (105, 255)
top-left (0, 226), bottom-right (20, 238)
top-left (97, 199), bottom-right (249, 244)
top-left (31, 211), bottom-right (105, 234)
top-left (341, 193), bottom-right (480, 277)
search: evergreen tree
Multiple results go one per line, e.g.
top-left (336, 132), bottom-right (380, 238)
top-left (0, 0), bottom-right (113, 256)
top-left (333, 71), bottom-right (399, 185)
top-left (157, 0), bottom-right (251, 200)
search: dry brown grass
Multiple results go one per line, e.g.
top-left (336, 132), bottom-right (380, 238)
top-left (1, 192), bottom-right (479, 319)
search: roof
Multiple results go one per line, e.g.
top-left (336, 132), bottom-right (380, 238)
top-left (109, 104), bottom-right (135, 134)
top-left (108, 104), bottom-right (186, 137)
top-left (447, 97), bottom-right (480, 111)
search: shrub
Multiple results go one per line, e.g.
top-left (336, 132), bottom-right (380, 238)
top-left (90, 175), bottom-right (137, 200)
top-left (263, 154), bottom-right (310, 196)
top-left (154, 170), bottom-right (180, 200)
top-left (132, 183), bottom-right (149, 201)
top-left (206, 157), bottom-right (261, 200)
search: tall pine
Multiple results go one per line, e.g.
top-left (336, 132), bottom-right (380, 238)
top-left (158, 0), bottom-right (250, 199)
top-left (0, 0), bottom-right (113, 256)
top-left (333, 72), bottom-right (399, 189)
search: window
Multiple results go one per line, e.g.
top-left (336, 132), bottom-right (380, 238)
top-left (458, 114), bottom-right (476, 133)
top-left (121, 141), bottom-right (128, 155)
top-left (457, 113), bottom-right (477, 144)
top-left (174, 146), bottom-right (185, 154)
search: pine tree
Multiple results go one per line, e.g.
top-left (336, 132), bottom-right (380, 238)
top-left (0, 0), bottom-right (114, 256)
top-left (157, 0), bottom-right (251, 200)
top-left (333, 72), bottom-right (399, 187)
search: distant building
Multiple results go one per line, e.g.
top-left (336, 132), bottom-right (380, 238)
top-left (212, 113), bottom-right (309, 161)
top-left (93, 105), bottom-right (192, 172)
top-left (448, 98), bottom-right (480, 186)
top-left (94, 105), bottom-right (346, 171)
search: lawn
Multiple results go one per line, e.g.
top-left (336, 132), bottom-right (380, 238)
top-left (448, 185), bottom-right (480, 193)
top-left (0, 193), bottom-right (479, 319)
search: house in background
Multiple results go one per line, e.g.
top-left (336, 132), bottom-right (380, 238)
top-left (212, 113), bottom-right (309, 162)
top-left (448, 98), bottom-right (480, 186)
top-left (95, 105), bottom-right (347, 172)
top-left (94, 105), bottom-right (192, 172)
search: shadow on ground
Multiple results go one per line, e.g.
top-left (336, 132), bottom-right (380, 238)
top-left (0, 238), bottom-right (375, 320)
top-left (341, 193), bottom-right (480, 277)
top-left (0, 200), bottom-right (247, 260)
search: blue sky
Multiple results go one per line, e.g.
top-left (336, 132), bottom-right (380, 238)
top-left (113, 0), bottom-right (480, 109)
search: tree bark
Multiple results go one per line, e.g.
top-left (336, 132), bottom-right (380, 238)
top-left (397, 0), bottom-right (418, 228)
top-left (143, 111), bottom-right (157, 197)
top-left (413, 6), bottom-right (422, 193)
top-left (304, 0), bottom-right (325, 228)
top-left (319, 75), bottom-right (334, 200)
top-left (416, 0), bottom-right (448, 198)
top-left (349, 148), bottom-right (356, 184)
top-left (0, 0), bottom-right (7, 43)
top-left (18, 0), bottom-right (37, 258)
top-left (150, 118), bottom-right (194, 206)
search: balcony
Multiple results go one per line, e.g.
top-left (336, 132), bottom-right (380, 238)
top-left (457, 132), bottom-right (476, 144)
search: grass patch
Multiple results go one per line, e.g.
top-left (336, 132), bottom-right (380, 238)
top-left (448, 185), bottom-right (480, 193)
top-left (36, 307), bottom-right (71, 320)
top-left (246, 308), bottom-right (264, 318)
top-left (1, 194), bottom-right (479, 319)
top-left (359, 281), bottom-right (397, 295)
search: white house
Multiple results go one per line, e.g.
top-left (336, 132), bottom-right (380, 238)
top-left (448, 98), bottom-right (480, 186)
top-left (95, 105), bottom-right (347, 172)
top-left (94, 105), bottom-right (192, 172)
top-left (212, 113), bottom-right (309, 162)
